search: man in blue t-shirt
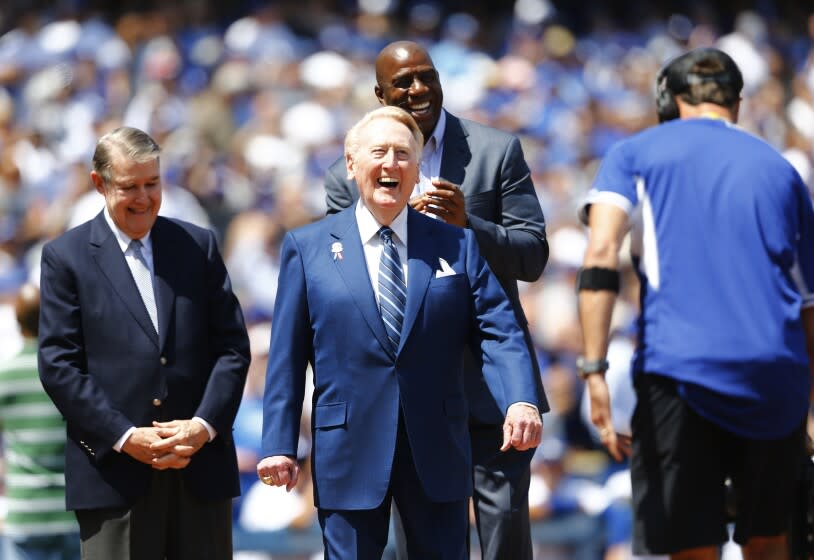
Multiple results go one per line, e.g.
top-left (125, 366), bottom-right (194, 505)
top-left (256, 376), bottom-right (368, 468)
top-left (577, 47), bottom-right (814, 559)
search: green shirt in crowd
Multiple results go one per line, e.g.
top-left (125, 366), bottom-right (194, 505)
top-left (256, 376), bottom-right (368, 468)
top-left (0, 339), bottom-right (77, 538)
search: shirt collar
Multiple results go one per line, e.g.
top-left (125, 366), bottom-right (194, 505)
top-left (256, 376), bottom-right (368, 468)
top-left (103, 207), bottom-right (153, 254)
top-left (355, 201), bottom-right (409, 247)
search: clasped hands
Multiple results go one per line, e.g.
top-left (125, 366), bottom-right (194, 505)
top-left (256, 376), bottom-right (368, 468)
top-left (410, 178), bottom-right (467, 227)
top-left (122, 420), bottom-right (209, 470)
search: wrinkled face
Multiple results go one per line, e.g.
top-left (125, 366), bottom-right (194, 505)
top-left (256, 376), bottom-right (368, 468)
top-left (92, 152), bottom-right (162, 240)
top-left (347, 117), bottom-right (419, 225)
top-left (375, 46), bottom-right (443, 141)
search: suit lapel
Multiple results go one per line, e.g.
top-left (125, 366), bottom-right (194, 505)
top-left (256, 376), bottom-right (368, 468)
top-left (89, 213), bottom-right (160, 348)
top-left (330, 209), bottom-right (395, 359)
top-left (150, 218), bottom-right (176, 352)
top-left (439, 112), bottom-right (470, 188)
top-left (399, 210), bottom-right (432, 354)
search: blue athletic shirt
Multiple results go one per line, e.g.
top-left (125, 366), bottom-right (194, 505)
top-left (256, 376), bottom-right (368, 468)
top-left (580, 117), bottom-right (814, 439)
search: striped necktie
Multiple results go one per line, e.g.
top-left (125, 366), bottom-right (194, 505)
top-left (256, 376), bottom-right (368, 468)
top-left (377, 226), bottom-right (406, 351)
top-left (128, 239), bottom-right (159, 335)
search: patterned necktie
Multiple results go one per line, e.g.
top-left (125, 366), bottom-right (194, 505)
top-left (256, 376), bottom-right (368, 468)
top-left (377, 226), bottom-right (406, 351)
top-left (128, 239), bottom-right (159, 335)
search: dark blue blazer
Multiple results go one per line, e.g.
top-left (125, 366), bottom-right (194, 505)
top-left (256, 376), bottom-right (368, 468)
top-left (261, 207), bottom-right (540, 510)
top-left (325, 111), bottom-right (549, 425)
top-left (38, 213), bottom-right (250, 510)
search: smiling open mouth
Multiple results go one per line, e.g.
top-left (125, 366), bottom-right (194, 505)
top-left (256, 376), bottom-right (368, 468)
top-left (378, 177), bottom-right (399, 188)
top-left (407, 101), bottom-right (431, 116)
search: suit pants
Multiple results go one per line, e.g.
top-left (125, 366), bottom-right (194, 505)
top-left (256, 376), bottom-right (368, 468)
top-left (393, 425), bottom-right (534, 560)
top-left (76, 469), bottom-right (231, 560)
top-left (319, 412), bottom-right (468, 559)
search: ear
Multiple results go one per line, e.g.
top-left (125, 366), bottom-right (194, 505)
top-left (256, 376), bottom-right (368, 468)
top-left (90, 170), bottom-right (105, 195)
top-left (374, 84), bottom-right (385, 106)
top-left (345, 152), bottom-right (355, 181)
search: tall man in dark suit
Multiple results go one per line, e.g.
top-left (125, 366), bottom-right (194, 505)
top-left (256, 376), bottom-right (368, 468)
top-left (38, 126), bottom-right (250, 559)
top-left (325, 40), bottom-right (549, 560)
top-left (258, 106), bottom-right (542, 559)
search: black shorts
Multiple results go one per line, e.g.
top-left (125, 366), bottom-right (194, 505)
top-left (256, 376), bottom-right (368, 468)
top-left (630, 373), bottom-right (805, 555)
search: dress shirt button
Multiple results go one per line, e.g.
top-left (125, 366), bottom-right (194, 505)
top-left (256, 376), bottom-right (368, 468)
top-left (160, 356), bottom-right (167, 365)
top-left (152, 398), bottom-right (162, 407)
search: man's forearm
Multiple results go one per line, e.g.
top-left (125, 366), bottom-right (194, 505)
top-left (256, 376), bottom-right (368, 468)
top-left (578, 290), bottom-right (617, 361)
top-left (467, 215), bottom-right (548, 282)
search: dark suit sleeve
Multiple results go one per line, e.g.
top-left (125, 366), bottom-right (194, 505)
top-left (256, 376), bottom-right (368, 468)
top-left (325, 157), bottom-right (354, 215)
top-left (261, 232), bottom-right (312, 457)
top-left (464, 230), bottom-right (539, 412)
top-left (466, 136), bottom-right (548, 283)
top-left (194, 230), bottom-right (250, 438)
top-left (38, 242), bottom-right (133, 460)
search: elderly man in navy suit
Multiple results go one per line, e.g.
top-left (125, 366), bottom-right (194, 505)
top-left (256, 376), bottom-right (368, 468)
top-left (258, 106), bottom-right (543, 559)
top-left (38, 126), bottom-right (250, 559)
top-left (325, 40), bottom-right (549, 559)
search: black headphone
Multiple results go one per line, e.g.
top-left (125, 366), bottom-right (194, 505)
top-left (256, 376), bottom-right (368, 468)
top-left (655, 62), bottom-right (680, 123)
top-left (654, 48), bottom-right (744, 123)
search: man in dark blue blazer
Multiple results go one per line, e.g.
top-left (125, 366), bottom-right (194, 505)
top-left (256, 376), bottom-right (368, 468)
top-left (325, 41), bottom-right (549, 559)
top-left (38, 127), bottom-right (250, 560)
top-left (258, 106), bottom-right (542, 559)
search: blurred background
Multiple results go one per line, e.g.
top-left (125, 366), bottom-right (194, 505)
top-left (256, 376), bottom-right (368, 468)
top-left (0, 0), bottom-right (812, 558)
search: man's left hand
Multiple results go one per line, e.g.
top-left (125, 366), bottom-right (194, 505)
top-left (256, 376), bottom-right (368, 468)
top-left (421, 179), bottom-right (467, 227)
top-left (150, 419), bottom-right (209, 458)
top-left (501, 403), bottom-right (542, 452)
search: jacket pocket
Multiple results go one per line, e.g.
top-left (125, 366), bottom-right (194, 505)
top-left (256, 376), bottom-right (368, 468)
top-left (429, 273), bottom-right (466, 289)
top-left (314, 402), bottom-right (347, 428)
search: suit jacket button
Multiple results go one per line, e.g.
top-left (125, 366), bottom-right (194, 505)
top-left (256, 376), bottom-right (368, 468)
top-left (160, 356), bottom-right (167, 365)
top-left (152, 398), bottom-right (162, 407)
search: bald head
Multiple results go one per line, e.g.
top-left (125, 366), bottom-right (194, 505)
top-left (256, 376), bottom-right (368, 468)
top-left (374, 41), bottom-right (443, 140)
top-left (375, 41), bottom-right (430, 82)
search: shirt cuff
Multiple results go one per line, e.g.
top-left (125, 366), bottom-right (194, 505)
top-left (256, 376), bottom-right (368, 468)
top-left (114, 427), bottom-right (136, 452)
top-left (509, 402), bottom-right (539, 414)
top-left (192, 417), bottom-right (217, 442)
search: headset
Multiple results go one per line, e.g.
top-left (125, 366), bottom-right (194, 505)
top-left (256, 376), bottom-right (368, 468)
top-left (654, 48), bottom-right (743, 123)
top-left (655, 60), bottom-right (681, 123)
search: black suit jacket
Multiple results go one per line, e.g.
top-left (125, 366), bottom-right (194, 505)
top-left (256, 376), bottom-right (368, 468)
top-left (325, 111), bottom-right (550, 425)
top-left (38, 213), bottom-right (250, 510)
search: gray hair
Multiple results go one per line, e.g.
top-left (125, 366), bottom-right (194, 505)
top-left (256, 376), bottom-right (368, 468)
top-left (92, 127), bottom-right (161, 184)
top-left (344, 106), bottom-right (424, 161)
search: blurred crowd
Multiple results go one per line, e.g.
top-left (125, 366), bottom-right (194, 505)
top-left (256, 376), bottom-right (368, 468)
top-left (0, 0), bottom-right (813, 557)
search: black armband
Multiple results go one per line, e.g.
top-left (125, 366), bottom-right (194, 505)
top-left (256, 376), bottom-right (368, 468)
top-left (576, 267), bottom-right (620, 293)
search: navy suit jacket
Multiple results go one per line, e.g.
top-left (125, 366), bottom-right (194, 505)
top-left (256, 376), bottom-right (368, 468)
top-left (261, 207), bottom-right (540, 510)
top-left (38, 213), bottom-right (250, 510)
top-left (325, 111), bottom-right (550, 425)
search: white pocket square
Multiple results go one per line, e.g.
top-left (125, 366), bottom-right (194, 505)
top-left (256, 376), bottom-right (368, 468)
top-left (435, 257), bottom-right (457, 278)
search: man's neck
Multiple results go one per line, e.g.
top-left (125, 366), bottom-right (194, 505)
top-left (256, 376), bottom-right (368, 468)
top-left (369, 208), bottom-right (398, 226)
top-left (678, 102), bottom-right (735, 123)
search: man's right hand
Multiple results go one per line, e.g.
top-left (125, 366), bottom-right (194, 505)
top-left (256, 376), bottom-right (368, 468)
top-left (121, 427), bottom-right (163, 465)
top-left (257, 455), bottom-right (299, 492)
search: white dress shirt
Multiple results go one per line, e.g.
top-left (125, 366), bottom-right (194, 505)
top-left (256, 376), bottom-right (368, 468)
top-left (355, 201), bottom-right (409, 302)
top-left (102, 209), bottom-right (216, 451)
top-left (414, 110), bottom-right (446, 198)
